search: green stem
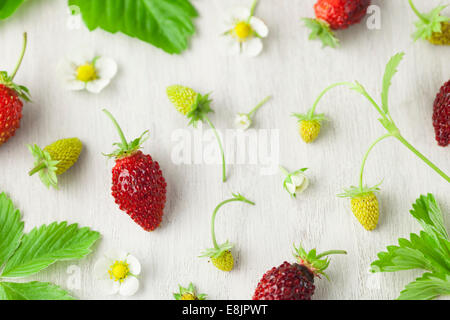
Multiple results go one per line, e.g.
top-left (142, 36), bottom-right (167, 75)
top-left (28, 162), bottom-right (46, 176)
top-left (247, 95), bottom-right (271, 117)
top-left (204, 116), bottom-right (226, 182)
top-left (103, 109), bottom-right (128, 149)
top-left (359, 134), bottom-right (393, 190)
top-left (309, 82), bottom-right (351, 116)
top-left (316, 250), bottom-right (347, 259)
top-left (396, 135), bottom-right (450, 183)
top-left (408, 0), bottom-right (429, 23)
top-left (10, 32), bottom-right (27, 81)
top-left (248, 0), bottom-right (259, 20)
top-left (211, 196), bottom-right (255, 249)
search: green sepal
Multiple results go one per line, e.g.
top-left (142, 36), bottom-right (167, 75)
top-left (293, 244), bottom-right (347, 279)
top-left (174, 282), bottom-right (207, 300)
top-left (409, 2), bottom-right (450, 41)
top-left (337, 183), bottom-right (381, 199)
top-left (104, 130), bottom-right (149, 158)
top-left (302, 18), bottom-right (339, 48)
top-left (27, 144), bottom-right (60, 189)
top-left (186, 93), bottom-right (213, 127)
top-left (292, 112), bottom-right (326, 122)
top-left (0, 71), bottom-right (30, 102)
top-left (200, 241), bottom-right (233, 259)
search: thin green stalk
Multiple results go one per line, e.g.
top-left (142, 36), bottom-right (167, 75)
top-left (359, 134), bottom-right (393, 190)
top-left (103, 109), bottom-right (128, 149)
top-left (204, 116), bottom-right (226, 182)
top-left (247, 95), bottom-right (271, 117)
top-left (211, 197), bottom-right (255, 249)
top-left (309, 82), bottom-right (351, 116)
top-left (396, 135), bottom-right (450, 183)
top-left (249, 0), bottom-right (259, 20)
top-left (10, 32), bottom-right (27, 81)
top-left (28, 162), bottom-right (46, 176)
top-left (408, 0), bottom-right (428, 23)
top-left (315, 250), bottom-right (347, 259)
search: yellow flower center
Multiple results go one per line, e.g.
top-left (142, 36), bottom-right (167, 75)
top-left (234, 22), bottom-right (252, 40)
top-left (181, 293), bottom-right (196, 300)
top-left (108, 261), bottom-right (129, 282)
top-left (76, 63), bottom-right (97, 82)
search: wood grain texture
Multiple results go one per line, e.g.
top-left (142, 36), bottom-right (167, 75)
top-left (0, 0), bottom-right (448, 300)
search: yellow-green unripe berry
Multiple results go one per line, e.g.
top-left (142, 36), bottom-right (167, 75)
top-left (211, 250), bottom-right (234, 272)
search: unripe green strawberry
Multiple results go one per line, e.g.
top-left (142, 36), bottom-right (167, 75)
top-left (211, 250), bottom-right (234, 272)
top-left (428, 21), bottom-right (450, 45)
top-left (174, 283), bottom-right (207, 300)
top-left (167, 85), bottom-right (198, 115)
top-left (28, 138), bottom-right (82, 189)
top-left (299, 120), bottom-right (321, 143)
top-left (293, 112), bottom-right (325, 144)
top-left (350, 192), bottom-right (379, 231)
top-left (339, 186), bottom-right (380, 231)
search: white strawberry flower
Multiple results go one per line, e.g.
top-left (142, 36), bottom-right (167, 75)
top-left (59, 50), bottom-right (117, 93)
top-left (223, 0), bottom-right (269, 57)
top-left (234, 96), bottom-right (271, 130)
top-left (93, 250), bottom-right (141, 297)
top-left (280, 166), bottom-right (309, 197)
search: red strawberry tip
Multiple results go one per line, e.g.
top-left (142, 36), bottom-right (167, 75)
top-left (103, 109), bottom-right (150, 158)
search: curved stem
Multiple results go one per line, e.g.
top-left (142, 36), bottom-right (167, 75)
top-left (103, 109), bottom-right (128, 149)
top-left (396, 135), bottom-right (450, 183)
top-left (316, 250), bottom-right (347, 259)
top-left (359, 134), bottom-right (393, 190)
top-left (28, 162), bottom-right (46, 176)
top-left (309, 82), bottom-right (352, 116)
top-left (249, 0), bottom-right (259, 19)
top-left (408, 0), bottom-right (429, 23)
top-left (11, 32), bottom-right (27, 81)
top-left (247, 95), bottom-right (271, 117)
top-left (204, 116), bottom-right (226, 182)
top-left (210, 197), bottom-right (255, 249)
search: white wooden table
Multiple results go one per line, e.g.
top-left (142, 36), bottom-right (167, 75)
top-left (0, 0), bottom-right (448, 300)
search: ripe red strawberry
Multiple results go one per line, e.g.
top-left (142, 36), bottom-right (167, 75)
top-left (0, 33), bottom-right (30, 146)
top-left (103, 109), bottom-right (167, 231)
top-left (433, 80), bottom-right (449, 147)
top-left (303, 0), bottom-right (371, 48)
top-left (253, 245), bottom-right (346, 300)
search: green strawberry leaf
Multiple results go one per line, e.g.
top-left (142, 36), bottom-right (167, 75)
top-left (397, 273), bottom-right (450, 300)
top-left (0, 0), bottom-right (25, 20)
top-left (0, 193), bottom-right (24, 269)
top-left (0, 281), bottom-right (74, 300)
top-left (410, 194), bottom-right (448, 241)
top-left (1, 222), bottom-right (100, 278)
top-left (68, 0), bottom-right (198, 54)
top-left (381, 52), bottom-right (404, 115)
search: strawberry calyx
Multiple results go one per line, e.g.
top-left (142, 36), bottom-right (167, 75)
top-left (338, 184), bottom-right (381, 199)
top-left (103, 109), bottom-right (149, 159)
top-left (27, 144), bottom-right (60, 189)
top-left (186, 93), bottom-right (214, 127)
top-left (0, 33), bottom-right (30, 102)
top-left (293, 244), bottom-right (347, 279)
top-left (302, 18), bottom-right (339, 48)
top-left (408, 0), bottom-right (450, 41)
top-left (292, 112), bottom-right (326, 123)
top-left (174, 283), bottom-right (207, 300)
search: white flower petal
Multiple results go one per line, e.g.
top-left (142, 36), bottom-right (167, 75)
top-left (69, 49), bottom-right (95, 66)
top-left (230, 7), bottom-right (251, 21)
top-left (296, 176), bottom-right (309, 194)
top-left (291, 173), bottom-right (305, 187)
top-left (64, 79), bottom-right (85, 91)
top-left (98, 279), bottom-right (120, 295)
top-left (93, 257), bottom-right (112, 280)
top-left (242, 37), bottom-right (263, 57)
top-left (95, 57), bottom-right (117, 80)
top-left (58, 59), bottom-right (77, 78)
top-left (119, 276), bottom-right (139, 296)
top-left (126, 255), bottom-right (141, 275)
top-left (86, 78), bottom-right (110, 93)
top-left (234, 114), bottom-right (251, 130)
top-left (250, 17), bottom-right (269, 37)
top-left (104, 250), bottom-right (128, 261)
top-left (225, 36), bottom-right (241, 55)
top-left (286, 182), bottom-right (296, 195)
